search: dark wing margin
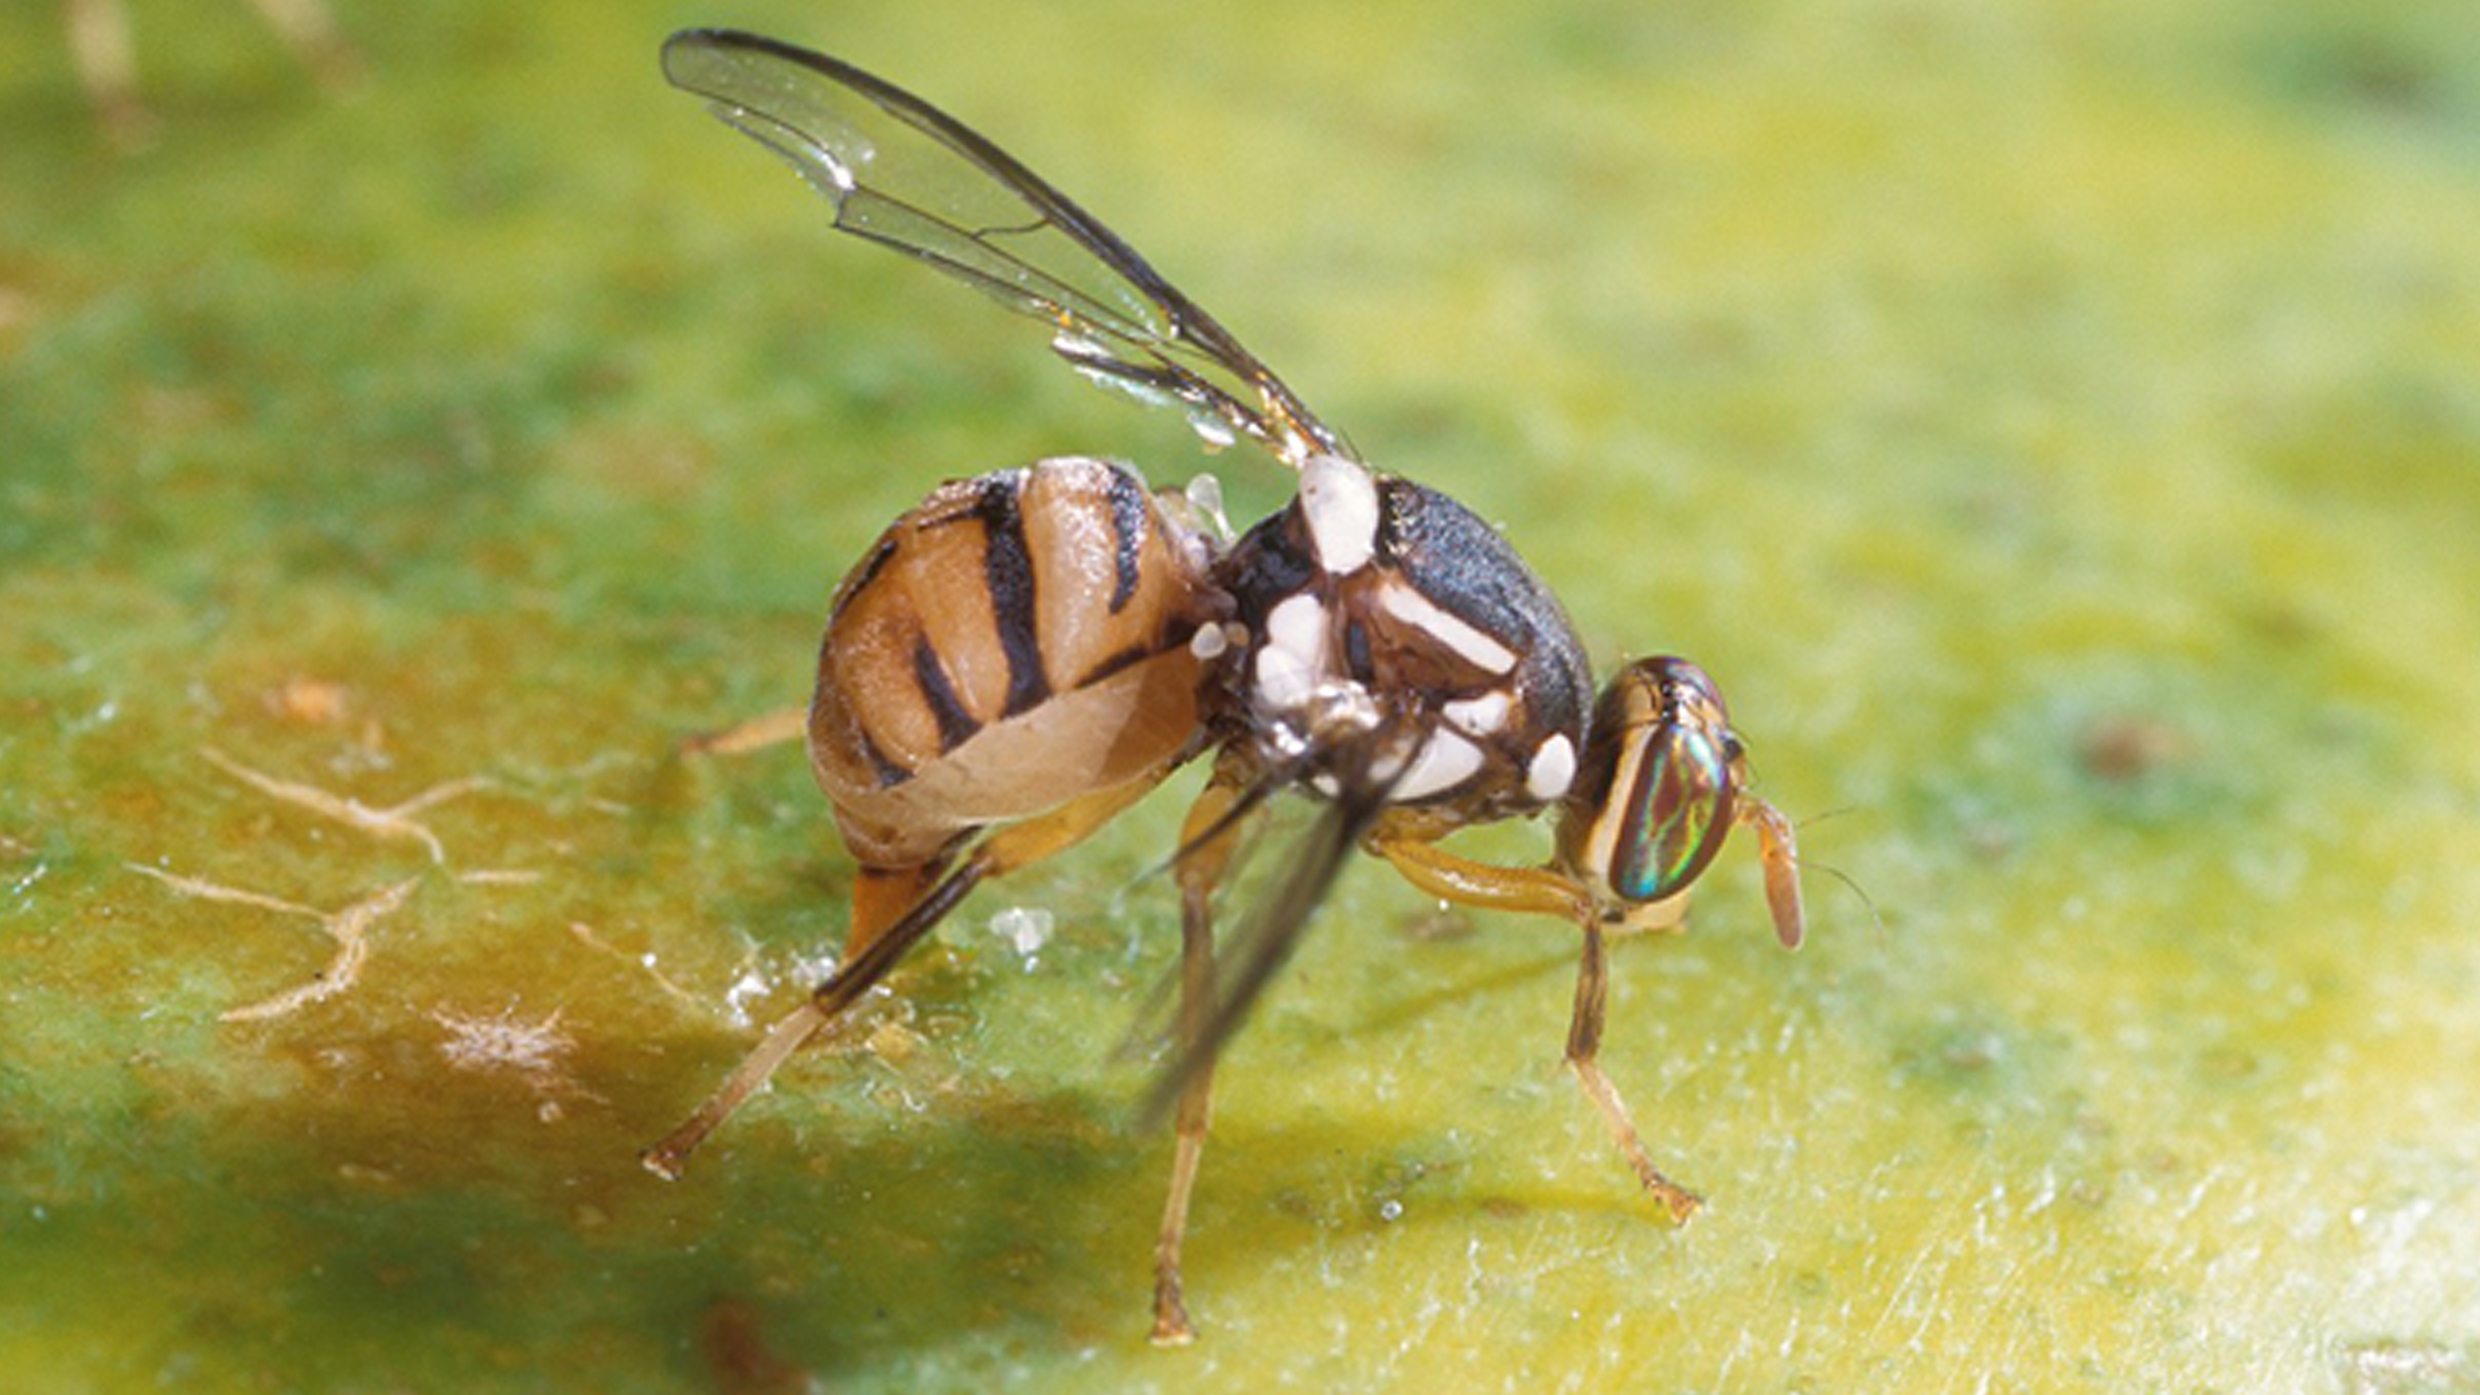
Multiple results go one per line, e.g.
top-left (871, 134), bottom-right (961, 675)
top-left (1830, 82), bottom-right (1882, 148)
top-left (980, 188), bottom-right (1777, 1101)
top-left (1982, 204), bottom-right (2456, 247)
top-left (661, 28), bottom-right (1346, 467)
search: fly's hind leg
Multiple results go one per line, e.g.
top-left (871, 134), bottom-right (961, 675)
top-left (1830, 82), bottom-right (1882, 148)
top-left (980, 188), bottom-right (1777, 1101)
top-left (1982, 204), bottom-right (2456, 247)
top-left (642, 774), bottom-right (1171, 1180)
top-left (241, 0), bottom-right (360, 89)
top-left (1149, 761), bottom-right (1257, 1346)
top-left (64, 0), bottom-right (148, 145)
top-left (1367, 826), bottom-right (1700, 1222)
top-left (680, 706), bottom-right (809, 757)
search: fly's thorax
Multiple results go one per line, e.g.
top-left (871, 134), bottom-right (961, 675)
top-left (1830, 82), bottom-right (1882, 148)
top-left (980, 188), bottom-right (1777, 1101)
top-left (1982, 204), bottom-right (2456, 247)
top-left (807, 456), bottom-right (1226, 866)
top-left (1557, 656), bottom-right (1747, 923)
top-left (1218, 460), bottom-right (1593, 822)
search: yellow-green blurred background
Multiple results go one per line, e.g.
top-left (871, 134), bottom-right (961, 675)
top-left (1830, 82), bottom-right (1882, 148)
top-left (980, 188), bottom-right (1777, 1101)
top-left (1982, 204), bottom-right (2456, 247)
top-left (4, 0), bottom-right (2477, 1390)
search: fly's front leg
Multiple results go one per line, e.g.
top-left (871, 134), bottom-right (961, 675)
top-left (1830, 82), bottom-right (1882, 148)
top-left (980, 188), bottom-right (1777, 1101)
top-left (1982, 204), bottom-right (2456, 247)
top-left (1567, 920), bottom-right (1700, 1222)
top-left (1367, 827), bottom-right (1594, 924)
top-left (1368, 825), bottom-right (1699, 1221)
top-left (1150, 761), bottom-right (1256, 1347)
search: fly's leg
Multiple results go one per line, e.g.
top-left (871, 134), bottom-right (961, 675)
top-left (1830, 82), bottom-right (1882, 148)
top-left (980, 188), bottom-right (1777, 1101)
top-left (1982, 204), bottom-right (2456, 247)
top-left (640, 853), bottom-right (974, 1180)
top-left (64, 0), bottom-right (148, 145)
top-left (1368, 827), bottom-right (1700, 1222)
top-left (680, 706), bottom-right (809, 757)
top-left (1150, 763), bottom-right (1256, 1347)
top-left (240, 0), bottom-right (360, 89)
top-left (642, 773), bottom-right (1170, 1180)
top-left (66, 0), bottom-right (356, 147)
top-left (1566, 919), bottom-right (1700, 1221)
top-left (1367, 830), bottom-right (1593, 923)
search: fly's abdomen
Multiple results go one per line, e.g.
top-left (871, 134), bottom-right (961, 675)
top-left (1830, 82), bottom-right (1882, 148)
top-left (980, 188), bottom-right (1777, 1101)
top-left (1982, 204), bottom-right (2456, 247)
top-left (808, 457), bottom-right (1222, 867)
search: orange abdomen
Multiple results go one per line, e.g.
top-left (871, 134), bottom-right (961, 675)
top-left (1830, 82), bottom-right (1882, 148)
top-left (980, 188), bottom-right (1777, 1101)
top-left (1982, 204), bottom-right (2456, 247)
top-left (808, 457), bottom-right (1222, 867)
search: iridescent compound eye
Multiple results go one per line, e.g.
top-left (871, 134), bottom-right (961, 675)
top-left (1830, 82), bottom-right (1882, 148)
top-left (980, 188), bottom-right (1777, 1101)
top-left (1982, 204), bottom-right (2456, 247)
top-left (1607, 659), bottom-right (1739, 904)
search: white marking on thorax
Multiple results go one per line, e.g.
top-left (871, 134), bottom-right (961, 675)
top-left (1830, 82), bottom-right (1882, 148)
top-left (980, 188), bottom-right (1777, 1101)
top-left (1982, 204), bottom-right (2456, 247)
top-left (1255, 646), bottom-right (1314, 712)
top-left (1443, 691), bottom-right (1512, 739)
top-left (1254, 593), bottom-right (1330, 711)
top-left (1266, 593), bottom-right (1324, 658)
top-left (1376, 585), bottom-right (1518, 675)
top-left (1526, 733), bottom-right (1577, 803)
top-left (1300, 453), bottom-right (1380, 575)
top-left (1391, 730), bottom-right (1485, 802)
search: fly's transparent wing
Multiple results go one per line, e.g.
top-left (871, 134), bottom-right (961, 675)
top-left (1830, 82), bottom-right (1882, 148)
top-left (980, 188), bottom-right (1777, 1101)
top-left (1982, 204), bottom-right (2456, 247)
top-left (1139, 783), bottom-right (1387, 1127)
top-left (662, 28), bottom-right (1347, 467)
top-left (1134, 715), bottom-right (1423, 1126)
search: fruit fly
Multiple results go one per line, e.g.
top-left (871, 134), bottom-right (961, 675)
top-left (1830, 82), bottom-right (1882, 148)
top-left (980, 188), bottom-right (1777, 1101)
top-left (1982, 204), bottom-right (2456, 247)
top-left (645, 28), bottom-right (1808, 1344)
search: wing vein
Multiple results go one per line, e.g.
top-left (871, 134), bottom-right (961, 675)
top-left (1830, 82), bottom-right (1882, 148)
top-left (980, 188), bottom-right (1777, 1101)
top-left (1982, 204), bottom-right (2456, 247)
top-left (663, 27), bottom-right (1349, 468)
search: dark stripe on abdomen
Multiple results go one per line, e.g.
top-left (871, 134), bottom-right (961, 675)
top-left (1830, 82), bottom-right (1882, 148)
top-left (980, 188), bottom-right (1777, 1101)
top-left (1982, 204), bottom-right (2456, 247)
top-left (838, 535), bottom-right (900, 612)
top-left (856, 727), bottom-right (915, 789)
top-left (1105, 466), bottom-right (1148, 614)
top-left (1076, 631), bottom-right (1183, 689)
top-left (912, 635), bottom-right (981, 753)
top-left (975, 476), bottom-right (1052, 718)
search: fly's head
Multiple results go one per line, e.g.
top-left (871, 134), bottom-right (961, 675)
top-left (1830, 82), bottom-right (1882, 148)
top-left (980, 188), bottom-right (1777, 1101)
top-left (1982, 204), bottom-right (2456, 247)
top-left (1558, 656), bottom-right (1803, 946)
